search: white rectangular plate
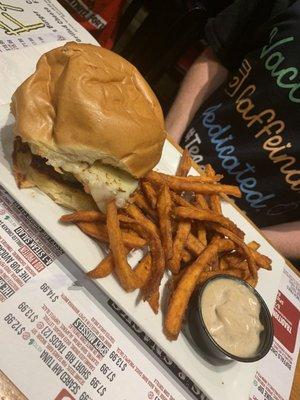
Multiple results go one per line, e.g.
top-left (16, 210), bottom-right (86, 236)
top-left (0, 104), bottom-right (286, 399)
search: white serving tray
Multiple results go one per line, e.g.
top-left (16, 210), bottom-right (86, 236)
top-left (0, 104), bottom-right (286, 399)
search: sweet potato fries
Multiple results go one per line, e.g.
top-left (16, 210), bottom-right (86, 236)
top-left (60, 152), bottom-right (272, 340)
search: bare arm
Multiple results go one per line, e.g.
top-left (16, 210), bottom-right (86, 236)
top-left (165, 47), bottom-right (229, 142)
top-left (166, 48), bottom-right (300, 262)
top-left (262, 221), bottom-right (300, 260)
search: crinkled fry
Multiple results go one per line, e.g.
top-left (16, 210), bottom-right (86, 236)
top-left (176, 148), bottom-right (192, 177)
top-left (164, 238), bottom-right (235, 340)
top-left (157, 185), bottom-right (173, 261)
top-left (138, 254), bottom-right (160, 313)
top-left (87, 253), bottom-right (115, 278)
top-left (60, 210), bottom-right (106, 223)
top-left (168, 181), bottom-right (241, 197)
top-left (219, 257), bottom-right (230, 270)
top-left (167, 271), bottom-right (182, 296)
top-left (146, 170), bottom-right (222, 185)
top-left (126, 203), bottom-right (159, 236)
top-left (106, 200), bottom-right (144, 292)
top-left (204, 164), bottom-right (214, 175)
top-left (206, 233), bottom-right (222, 272)
top-left (197, 222), bottom-right (207, 246)
top-left (121, 220), bottom-right (165, 300)
top-left (210, 224), bottom-right (257, 280)
top-left (205, 257), bottom-right (219, 272)
top-left (169, 194), bottom-right (206, 255)
top-left (182, 249), bottom-right (193, 263)
top-left (173, 150), bottom-right (194, 266)
top-left (169, 220), bottom-right (191, 274)
top-left (146, 172), bottom-right (240, 197)
top-left (173, 182), bottom-right (240, 196)
top-left (174, 207), bottom-right (243, 238)
top-left (132, 191), bottom-right (157, 221)
top-left (232, 242), bottom-right (270, 270)
top-left (141, 180), bottom-right (157, 209)
top-left (194, 194), bottom-right (209, 209)
top-left (75, 221), bottom-right (111, 241)
top-left (197, 268), bottom-right (244, 284)
top-left (186, 233), bottom-right (205, 255)
top-left (191, 189), bottom-right (209, 247)
top-left (223, 240), bottom-right (271, 271)
top-left (171, 193), bottom-right (214, 247)
top-left (88, 250), bottom-right (151, 284)
top-left (147, 290), bottom-right (160, 314)
top-left (77, 222), bottom-right (146, 248)
top-left (168, 268), bottom-right (186, 294)
top-left (62, 210), bottom-right (132, 224)
top-left (235, 260), bottom-right (249, 271)
top-left (247, 241), bottom-right (260, 251)
top-left (170, 191), bottom-right (204, 248)
top-left (251, 249), bottom-right (272, 270)
top-left (223, 251), bottom-right (271, 272)
top-left (205, 164), bottom-right (222, 214)
top-left (171, 191), bottom-right (197, 208)
top-left (245, 273), bottom-right (258, 287)
top-left (223, 252), bottom-right (245, 269)
top-left (210, 195), bottom-right (222, 214)
top-left (222, 253), bottom-right (249, 271)
top-left (134, 253), bottom-right (152, 286)
top-left (140, 237), bottom-right (165, 300)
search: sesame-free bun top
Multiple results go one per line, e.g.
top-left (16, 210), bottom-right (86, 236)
top-left (11, 42), bottom-right (166, 178)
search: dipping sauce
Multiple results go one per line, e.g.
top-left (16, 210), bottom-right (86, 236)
top-left (201, 278), bottom-right (264, 358)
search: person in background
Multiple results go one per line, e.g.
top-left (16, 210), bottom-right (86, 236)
top-left (165, 0), bottom-right (300, 261)
top-left (57, 0), bottom-right (126, 48)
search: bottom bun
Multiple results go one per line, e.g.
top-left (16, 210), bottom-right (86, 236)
top-left (13, 149), bottom-right (98, 211)
top-left (25, 166), bottom-right (98, 211)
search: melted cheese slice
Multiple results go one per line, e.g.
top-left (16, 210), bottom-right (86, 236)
top-left (81, 161), bottom-right (138, 211)
top-left (45, 157), bottom-right (138, 212)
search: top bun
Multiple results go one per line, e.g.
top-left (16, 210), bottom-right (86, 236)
top-left (11, 42), bottom-right (166, 178)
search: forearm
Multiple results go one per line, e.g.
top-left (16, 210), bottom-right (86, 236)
top-left (165, 47), bottom-right (228, 142)
top-left (262, 221), bottom-right (300, 260)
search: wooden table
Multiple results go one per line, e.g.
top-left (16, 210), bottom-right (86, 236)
top-left (291, 354), bottom-right (300, 400)
top-left (0, 342), bottom-right (299, 399)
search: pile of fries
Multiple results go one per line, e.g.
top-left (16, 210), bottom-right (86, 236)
top-left (60, 150), bottom-right (272, 340)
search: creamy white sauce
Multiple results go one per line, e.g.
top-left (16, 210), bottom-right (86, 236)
top-left (201, 279), bottom-right (264, 358)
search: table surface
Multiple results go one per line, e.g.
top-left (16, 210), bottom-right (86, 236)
top-left (291, 347), bottom-right (300, 399)
top-left (0, 356), bottom-right (299, 400)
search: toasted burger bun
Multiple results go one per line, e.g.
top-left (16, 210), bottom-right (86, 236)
top-left (11, 42), bottom-right (166, 211)
top-left (11, 42), bottom-right (166, 178)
